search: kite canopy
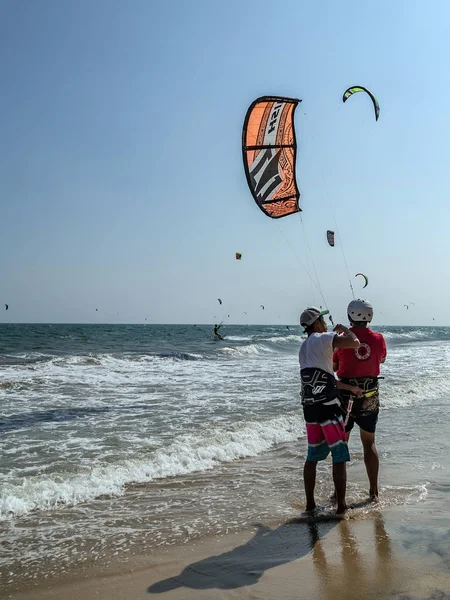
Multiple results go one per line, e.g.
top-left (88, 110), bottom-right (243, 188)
top-left (242, 96), bottom-right (301, 219)
top-left (235, 252), bottom-right (242, 260)
top-left (326, 230), bottom-right (335, 247)
top-left (218, 298), bottom-right (222, 305)
top-left (343, 86), bottom-right (380, 121)
top-left (5, 304), bottom-right (8, 310)
top-left (355, 273), bottom-right (369, 289)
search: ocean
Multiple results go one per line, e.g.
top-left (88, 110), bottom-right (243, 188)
top-left (1, 323), bottom-right (450, 594)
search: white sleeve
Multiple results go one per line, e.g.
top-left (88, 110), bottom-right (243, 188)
top-left (320, 332), bottom-right (336, 352)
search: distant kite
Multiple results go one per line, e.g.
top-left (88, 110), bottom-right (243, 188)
top-left (5, 304), bottom-right (8, 311)
top-left (236, 252), bottom-right (242, 260)
top-left (326, 230), bottom-right (335, 247)
top-left (343, 86), bottom-right (380, 121)
top-left (355, 273), bottom-right (369, 288)
top-left (218, 298), bottom-right (222, 305)
top-left (260, 305), bottom-right (265, 310)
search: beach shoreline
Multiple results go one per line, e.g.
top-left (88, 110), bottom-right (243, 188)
top-left (3, 324), bottom-right (450, 600)
top-left (6, 503), bottom-right (450, 600)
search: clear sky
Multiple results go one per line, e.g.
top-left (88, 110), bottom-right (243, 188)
top-left (0, 0), bottom-right (449, 325)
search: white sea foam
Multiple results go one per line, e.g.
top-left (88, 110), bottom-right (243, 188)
top-left (379, 340), bottom-right (450, 408)
top-left (261, 335), bottom-right (302, 343)
top-left (382, 329), bottom-right (440, 342)
top-left (0, 352), bottom-right (214, 409)
top-left (0, 413), bottom-right (304, 520)
top-left (219, 343), bottom-right (276, 356)
top-left (381, 376), bottom-right (450, 408)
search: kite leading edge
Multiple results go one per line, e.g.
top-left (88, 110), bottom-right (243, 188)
top-left (342, 86), bottom-right (380, 121)
top-left (355, 273), bottom-right (369, 289)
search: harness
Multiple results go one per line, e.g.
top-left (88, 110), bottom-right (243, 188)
top-left (340, 376), bottom-right (383, 423)
top-left (300, 367), bottom-right (338, 406)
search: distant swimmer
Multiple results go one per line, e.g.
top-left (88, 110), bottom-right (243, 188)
top-left (213, 323), bottom-right (224, 340)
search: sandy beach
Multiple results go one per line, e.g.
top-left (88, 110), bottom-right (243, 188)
top-left (6, 502), bottom-right (450, 600)
top-left (3, 325), bottom-right (450, 600)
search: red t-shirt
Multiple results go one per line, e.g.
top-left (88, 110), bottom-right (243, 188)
top-left (333, 327), bottom-right (387, 378)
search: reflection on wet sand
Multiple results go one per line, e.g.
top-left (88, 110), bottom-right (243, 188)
top-left (309, 513), bottom-right (394, 600)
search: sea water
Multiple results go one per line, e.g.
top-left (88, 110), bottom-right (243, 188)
top-left (1, 324), bottom-right (449, 591)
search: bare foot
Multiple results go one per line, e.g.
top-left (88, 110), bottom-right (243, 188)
top-left (369, 489), bottom-right (379, 502)
top-left (336, 504), bottom-right (348, 515)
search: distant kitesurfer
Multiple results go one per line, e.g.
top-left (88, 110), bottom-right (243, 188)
top-left (299, 307), bottom-right (362, 515)
top-left (214, 323), bottom-right (223, 340)
top-left (333, 299), bottom-right (386, 501)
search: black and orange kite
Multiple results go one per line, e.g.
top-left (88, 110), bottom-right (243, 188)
top-left (242, 96), bottom-right (301, 219)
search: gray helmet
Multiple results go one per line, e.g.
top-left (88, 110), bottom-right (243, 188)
top-left (347, 299), bottom-right (373, 323)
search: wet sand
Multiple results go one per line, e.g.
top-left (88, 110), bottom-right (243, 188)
top-left (6, 505), bottom-right (450, 600)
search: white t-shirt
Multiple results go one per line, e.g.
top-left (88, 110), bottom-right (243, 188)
top-left (299, 332), bottom-right (336, 376)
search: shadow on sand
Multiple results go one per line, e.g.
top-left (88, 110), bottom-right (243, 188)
top-left (148, 512), bottom-right (396, 596)
top-left (148, 516), bottom-right (339, 593)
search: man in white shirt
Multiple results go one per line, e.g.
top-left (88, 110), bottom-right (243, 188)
top-left (299, 307), bottom-right (361, 514)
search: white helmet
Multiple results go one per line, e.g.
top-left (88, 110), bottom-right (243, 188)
top-left (347, 299), bottom-right (373, 323)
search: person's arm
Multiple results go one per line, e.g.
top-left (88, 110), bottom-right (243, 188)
top-left (332, 324), bottom-right (360, 350)
top-left (381, 337), bottom-right (387, 363)
top-left (337, 380), bottom-right (364, 398)
top-left (332, 350), bottom-right (339, 373)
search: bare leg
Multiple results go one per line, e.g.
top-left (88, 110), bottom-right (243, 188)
top-left (332, 462), bottom-right (347, 514)
top-left (330, 431), bottom-right (351, 503)
top-left (303, 460), bottom-right (318, 511)
top-left (360, 429), bottom-right (379, 500)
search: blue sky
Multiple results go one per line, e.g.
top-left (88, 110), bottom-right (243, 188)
top-left (0, 0), bottom-right (449, 325)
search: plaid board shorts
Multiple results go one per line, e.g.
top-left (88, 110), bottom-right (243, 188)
top-left (303, 402), bottom-right (350, 464)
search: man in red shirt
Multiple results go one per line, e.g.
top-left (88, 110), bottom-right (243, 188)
top-left (333, 299), bottom-right (387, 501)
